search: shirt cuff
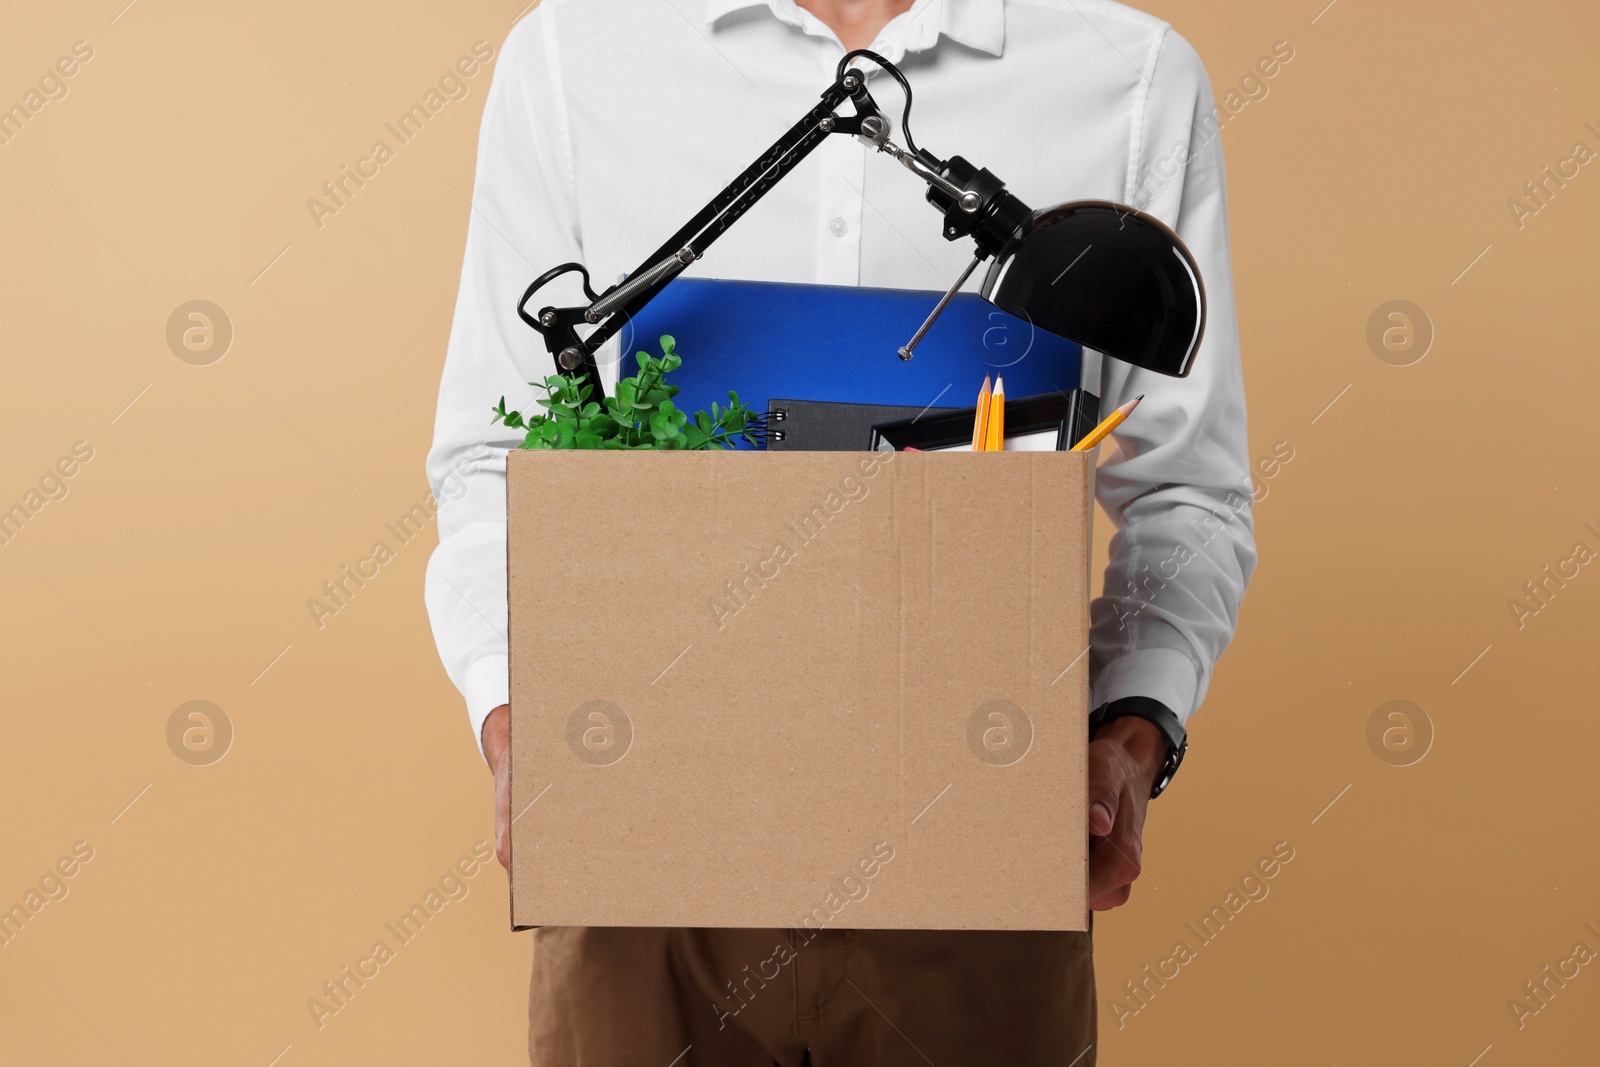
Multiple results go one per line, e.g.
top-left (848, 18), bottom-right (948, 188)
top-left (463, 654), bottom-right (511, 762)
top-left (1091, 648), bottom-right (1201, 726)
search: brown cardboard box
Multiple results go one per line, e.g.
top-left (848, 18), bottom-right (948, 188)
top-left (506, 448), bottom-right (1094, 931)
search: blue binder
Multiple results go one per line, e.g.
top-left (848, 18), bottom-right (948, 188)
top-left (611, 276), bottom-right (1083, 444)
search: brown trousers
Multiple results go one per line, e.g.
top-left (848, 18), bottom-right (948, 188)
top-left (528, 926), bottom-right (1096, 1066)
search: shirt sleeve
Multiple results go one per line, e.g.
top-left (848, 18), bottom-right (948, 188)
top-left (425, 9), bottom-right (587, 760)
top-left (1087, 26), bottom-right (1258, 726)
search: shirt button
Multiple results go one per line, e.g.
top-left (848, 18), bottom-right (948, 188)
top-left (828, 216), bottom-right (849, 237)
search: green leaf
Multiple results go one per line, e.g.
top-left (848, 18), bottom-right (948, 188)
top-left (482, 335), bottom-right (760, 451)
top-left (493, 398), bottom-right (526, 430)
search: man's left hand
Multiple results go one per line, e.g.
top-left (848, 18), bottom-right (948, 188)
top-left (1086, 716), bottom-right (1168, 910)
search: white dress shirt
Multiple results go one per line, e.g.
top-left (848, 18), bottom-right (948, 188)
top-left (426, 0), bottom-right (1257, 757)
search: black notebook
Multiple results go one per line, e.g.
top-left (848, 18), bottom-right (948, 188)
top-left (765, 399), bottom-right (961, 451)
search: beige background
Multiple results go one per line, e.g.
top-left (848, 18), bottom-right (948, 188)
top-left (2, 0), bottom-right (1597, 1063)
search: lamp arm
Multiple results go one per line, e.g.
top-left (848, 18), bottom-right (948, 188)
top-left (521, 60), bottom-right (883, 397)
top-left (518, 49), bottom-right (1028, 398)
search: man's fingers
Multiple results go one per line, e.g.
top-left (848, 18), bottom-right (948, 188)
top-left (1089, 883), bottom-right (1133, 911)
top-left (494, 813), bottom-right (510, 869)
top-left (1087, 749), bottom-right (1125, 837)
top-left (1087, 831), bottom-right (1140, 903)
top-left (1085, 729), bottom-right (1161, 912)
top-left (484, 705), bottom-right (513, 870)
top-left (493, 768), bottom-right (512, 869)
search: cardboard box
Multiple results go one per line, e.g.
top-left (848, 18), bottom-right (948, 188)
top-left (506, 449), bottom-right (1094, 931)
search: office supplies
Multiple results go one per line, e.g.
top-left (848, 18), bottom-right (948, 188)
top-left (766, 399), bottom-right (960, 451)
top-left (983, 377), bottom-right (1007, 451)
top-left (1069, 394), bottom-right (1144, 452)
top-left (518, 49), bottom-right (1206, 400)
top-left (871, 389), bottom-right (1099, 453)
top-left (616, 276), bottom-right (1083, 428)
top-left (971, 376), bottom-right (992, 450)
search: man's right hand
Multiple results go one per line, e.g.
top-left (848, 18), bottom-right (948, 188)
top-left (483, 704), bottom-right (512, 869)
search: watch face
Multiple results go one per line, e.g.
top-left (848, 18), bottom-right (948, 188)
top-left (1151, 739), bottom-right (1187, 799)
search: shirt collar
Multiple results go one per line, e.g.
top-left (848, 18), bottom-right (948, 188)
top-left (702, 0), bottom-right (1005, 58)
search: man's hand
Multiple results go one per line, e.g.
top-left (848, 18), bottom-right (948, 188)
top-left (483, 704), bottom-right (512, 870)
top-left (1087, 716), bottom-right (1167, 911)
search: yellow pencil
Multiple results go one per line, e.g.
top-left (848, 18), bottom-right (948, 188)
top-left (1069, 394), bottom-right (1144, 452)
top-left (984, 376), bottom-right (1006, 452)
top-left (970, 375), bottom-right (992, 450)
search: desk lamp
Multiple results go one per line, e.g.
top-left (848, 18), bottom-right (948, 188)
top-left (519, 49), bottom-right (1206, 399)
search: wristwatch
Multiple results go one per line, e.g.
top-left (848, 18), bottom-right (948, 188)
top-left (1087, 696), bottom-right (1187, 799)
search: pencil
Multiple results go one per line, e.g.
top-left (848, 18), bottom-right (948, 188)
top-left (984, 376), bottom-right (1006, 452)
top-left (1069, 394), bottom-right (1143, 452)
top-left (971, 375), bottom-right (992, 450)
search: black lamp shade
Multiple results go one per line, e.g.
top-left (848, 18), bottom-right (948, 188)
top-left (980, 201), bottom-right (1206, 377)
